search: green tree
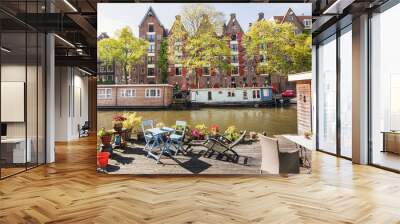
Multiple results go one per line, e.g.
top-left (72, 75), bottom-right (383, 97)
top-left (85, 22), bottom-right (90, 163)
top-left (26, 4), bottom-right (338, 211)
top-left (158, 39), bottom-right (169, 84)
top-left (98, 26), bottom-right (148, 84)
top-left (182, 15), bottom-right (231, 88)
top-left (180, 4), bottom-right (225, 36)
top-left (243, 20), bottom-right (311, 82)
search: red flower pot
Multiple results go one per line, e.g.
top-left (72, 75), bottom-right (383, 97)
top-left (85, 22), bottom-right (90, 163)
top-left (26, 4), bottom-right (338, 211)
top-left (97, 152), bottom-right (110, 168)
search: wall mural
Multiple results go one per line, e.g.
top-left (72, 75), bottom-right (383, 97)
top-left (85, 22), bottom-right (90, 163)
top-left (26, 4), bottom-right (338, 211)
top-left (96, 3), bottom-right (312, 175)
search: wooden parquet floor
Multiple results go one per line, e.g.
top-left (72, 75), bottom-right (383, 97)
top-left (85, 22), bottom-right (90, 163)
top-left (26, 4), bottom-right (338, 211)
top-left (1, 135), bottom-right (400, 223)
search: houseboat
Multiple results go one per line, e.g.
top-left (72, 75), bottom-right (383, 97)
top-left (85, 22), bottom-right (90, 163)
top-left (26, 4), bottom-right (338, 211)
top-left (97, 84), bottom-right (173, 109)
top-left (190, 87), bottom-right (274, 107)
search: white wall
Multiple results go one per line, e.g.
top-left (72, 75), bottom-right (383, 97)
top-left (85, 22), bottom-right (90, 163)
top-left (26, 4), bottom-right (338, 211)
top-left (55, 67), bottom-right (89, 141)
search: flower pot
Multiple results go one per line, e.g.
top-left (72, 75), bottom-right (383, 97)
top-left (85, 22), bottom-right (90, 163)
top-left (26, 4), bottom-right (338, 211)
top-left (97, 152), bottom-right (110, 168)
top-left (101, 135), bottom-right (112, 146)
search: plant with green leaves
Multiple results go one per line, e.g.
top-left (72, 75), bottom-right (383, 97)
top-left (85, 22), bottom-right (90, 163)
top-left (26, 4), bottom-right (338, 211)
top-left (98, 26), bottom-right (148, 84)
top-left (180, 4), bottom-right (225, 36)
top-left (182, 15), bottom-right (231, 88)
top-left (223, 126), bottom-right (240, 142)
top-left (158, 39), bottom-right (169, 84)
top-left (243, 20), bottom-right (311, 82)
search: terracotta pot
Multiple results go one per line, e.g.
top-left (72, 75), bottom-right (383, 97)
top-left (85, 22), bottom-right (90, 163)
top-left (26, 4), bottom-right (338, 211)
top-left (101, 135), bottom-right (112, 145)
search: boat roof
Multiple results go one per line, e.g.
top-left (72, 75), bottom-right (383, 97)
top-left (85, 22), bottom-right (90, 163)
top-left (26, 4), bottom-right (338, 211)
top-left (98, 84), bottom-right (173, 88)
top-left (191, 87), bottom-right (272, 91)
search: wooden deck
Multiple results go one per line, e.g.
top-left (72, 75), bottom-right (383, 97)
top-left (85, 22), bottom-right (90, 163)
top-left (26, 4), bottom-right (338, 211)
top-left (105, 137), bottom-right (310, 175)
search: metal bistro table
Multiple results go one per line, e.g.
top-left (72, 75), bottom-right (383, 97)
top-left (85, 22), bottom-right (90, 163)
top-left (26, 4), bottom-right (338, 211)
top-left (146, 127), bottom-right (175, 163)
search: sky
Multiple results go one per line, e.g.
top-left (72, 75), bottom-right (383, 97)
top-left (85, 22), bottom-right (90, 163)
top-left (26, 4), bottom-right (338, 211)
top-left (97, 3), bottom-right (311, 38)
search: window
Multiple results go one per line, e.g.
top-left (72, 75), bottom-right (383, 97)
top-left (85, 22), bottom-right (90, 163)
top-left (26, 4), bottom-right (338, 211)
top-left (121, 89), bottom-right (136, 97)
top-left (317, 35), bottom-right (337, 154)
top-left (148, 24), bottom-right (154, 32)
top-left (231, 34), bottom-right (237, 41)
top-left (370, 5), bottom-right (400, 171)
top-left (231, 55), bottom-right (238, 64)
top-left (148, 44), bottom-right (155, 53)
top-left (175, 67), bottom-right (182, 76)
top-left (98, 88), bottom-right (112, 99)
top-left (227, 91), bottom-right (235, 97)
top-left (203, 67), bottom-right (210, 76)
top-left (252, 90), bottom-right (260, 99)
top-left (107, 65), bottom-right (113, 72)
top-left (243, 91), bottom-right (248, 100)
top-left (340, 26), bottom-right (352, 158)
top-left (99, 65), bottom-right (106, 73)
top-left (230, 43), bottom-right (238, 52)
top-left (303, 19), bottom-right (312, 29)
top-left (232, 66), bottom-right (239, 76)
top-left (147, 34), bottom-right (155, 42)
top-left (147, 68), bottom-right (155, 77)
top-left (148, 56), bottom-right (154, 64)
top-left (145, 88), bottom-right (161, 98)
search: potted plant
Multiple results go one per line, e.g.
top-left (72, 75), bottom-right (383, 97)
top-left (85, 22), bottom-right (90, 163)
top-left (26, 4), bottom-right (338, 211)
top-left (112, 114), bottom-right (126, 132)
top-left (304, 131), bottom-right (313, 139)
top-left (209, 124), bottom-right (220, 137)
top-left (223, 126), bottom-right (240, 142)
top-left (193, 124), bottom-right (208, 140)
top-left (97, 127), bottom-right (112, 146)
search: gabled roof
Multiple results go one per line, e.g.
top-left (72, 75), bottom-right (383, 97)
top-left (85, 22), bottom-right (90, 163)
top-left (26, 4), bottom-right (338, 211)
top-left (168, 15), bottom-right (187, 36)
top-left (224, 14), bottom-right (244, 34)
top-left (273, 8), bottom-right (311, 27)
top-left (139, 6), bottom-right (164, 29)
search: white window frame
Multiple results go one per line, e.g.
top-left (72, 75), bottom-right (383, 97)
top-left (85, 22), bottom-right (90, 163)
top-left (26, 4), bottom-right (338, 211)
top-left (175, 67), bottom-right (182, 76)
top-left (121, 89), bottom-right (136, 97)
top-left (145, 88), bottom-right (161, 98)
top-left (147, 68), bottom-right (155, 77)
top-left (252, 89), bottom-right (261, 99)
top-left (203, 67), bottom-right (210, 76)
top-left (148, 23), bottom-right (154, 32)
top-left (230, 43), bottom-right (238, 52)
top-left (303, 19), bottom-right (312, 29)
top-left (98, 88), bottom-right (112, 99)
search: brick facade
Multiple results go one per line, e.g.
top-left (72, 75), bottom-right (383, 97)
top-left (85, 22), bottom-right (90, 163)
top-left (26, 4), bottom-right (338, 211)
top-left (100, 7), bottom-right (307, 92)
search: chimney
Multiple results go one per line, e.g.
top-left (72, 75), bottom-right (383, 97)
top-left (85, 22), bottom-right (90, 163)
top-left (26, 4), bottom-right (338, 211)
top-left (230, 13), bottom-right (236, 19)
top-left (175, 15), bottom-right (181, 20)
top-left (258, 12), bottom-right (264, 20)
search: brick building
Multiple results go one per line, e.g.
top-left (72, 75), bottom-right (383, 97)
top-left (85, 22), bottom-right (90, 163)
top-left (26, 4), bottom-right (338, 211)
top-left (99, 7), bottom-right (310, 92)
top-left (273, 8), bottom-right (312, 34)
top-left (167, 15), bottom-right (189, 90)
top-left (134, 6), bottom-right (167, 84)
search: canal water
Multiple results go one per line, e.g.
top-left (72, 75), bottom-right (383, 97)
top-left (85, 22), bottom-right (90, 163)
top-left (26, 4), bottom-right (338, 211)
top-left (98, 105), bottom-right (297, 136)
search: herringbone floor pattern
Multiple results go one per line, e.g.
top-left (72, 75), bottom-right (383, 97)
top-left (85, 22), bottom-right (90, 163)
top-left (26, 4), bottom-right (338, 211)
top-left (1, 136), bottom-right (400, 223)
